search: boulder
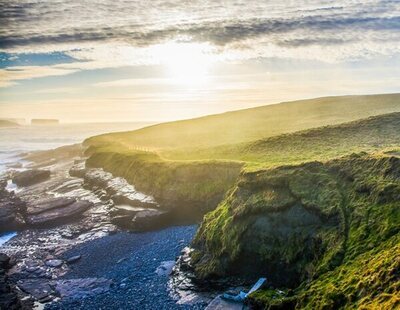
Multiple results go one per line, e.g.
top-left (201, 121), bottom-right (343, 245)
top-left (131, 209), bottom-right (170, 231)
top-left (69, 163), bottom-right (86, 178)
top-left (54, 278), bottom-right (112, 299)
top-left (45, 259), bottom-right (64, 268)
top-left (65, 255), bottom-right (81, 264)
top-left (0, 181), bottom-right (26, 232)
top-left (0, 253), bottom-right (22, 309)
top-left (25, 200), bottom-right (93, 227)
top-left (26, 197), bottom-right (75, 215)
top-left (12, 169), bottom-right (50, 186)
top-left (17, 279), bottom-right (54, 301)
top-left (111, 206), bottom-right (169, 231)
top-left (0, 253), bottom-right (10, 269)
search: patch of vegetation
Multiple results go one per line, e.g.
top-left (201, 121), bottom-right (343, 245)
top-left (191, 153), bottom-right (400, 309)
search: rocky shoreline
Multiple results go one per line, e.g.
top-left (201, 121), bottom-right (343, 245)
top-left (0, 145), bottom-right (226, 309)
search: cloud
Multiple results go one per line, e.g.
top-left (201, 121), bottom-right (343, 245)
top-left (0, 65), bottom-right (78, 87)
top-left (0, 0), bottom-right (399, 85)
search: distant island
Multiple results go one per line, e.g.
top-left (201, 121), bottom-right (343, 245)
top-left (0, 119), bottom-right (20, 127)
top-left (31, 119), bottom-right (59, 125)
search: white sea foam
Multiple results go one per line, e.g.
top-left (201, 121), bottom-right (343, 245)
top-left (0, 232), bottom-right (17, 247)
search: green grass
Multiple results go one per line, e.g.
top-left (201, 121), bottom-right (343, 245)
top-left (162, 112), bottom-right (400, 167)
top-left (85, 93), bottom-right (400, 152)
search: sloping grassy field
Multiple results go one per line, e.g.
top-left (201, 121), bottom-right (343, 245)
top-left (85, 93), bottom-right (400, 153)
top-left (85, 93), bottom-right (400, 217)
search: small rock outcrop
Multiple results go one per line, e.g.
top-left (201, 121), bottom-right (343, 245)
top-left (0, 253), bottom-right (22, 309)
top-left (70, 164), bottom-right (171, 231)
top-left (12, 169), bottom-right (50, 187)
top-left (112, 208), bottom-right (170, 231)
top-left (24, 198), bottom-right (93, 227)
top-left (0, 180), bottom-right (26, 232)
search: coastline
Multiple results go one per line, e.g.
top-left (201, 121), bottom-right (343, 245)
top-left (0, 142), bottom-right (220, 309)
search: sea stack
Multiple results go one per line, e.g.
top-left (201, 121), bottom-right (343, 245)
top-left (31, 119), bottom-right (59, 125)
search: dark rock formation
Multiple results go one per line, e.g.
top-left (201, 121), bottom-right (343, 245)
top-left (24, 199), bottom-right (93, 227)
top-left (26, 197), bottom-right (75, 215)
top-left (0, 180), bottom-right (26, 232)
top-left (45, 259), bottom-right (64, 268)
top-left (12, 169), bottom-right (50, 186)
top-left (70, 165), bottom-right (172, 231)
top-left (54, 278), bottom-right (112, 299)
top-left (0, 253), bottom-right (22, 309)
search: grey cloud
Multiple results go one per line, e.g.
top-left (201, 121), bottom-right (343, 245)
top-left (0, 0), bottom-right (399, 53)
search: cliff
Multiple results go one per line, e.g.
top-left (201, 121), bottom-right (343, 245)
top-left (191, 153), bottom-right (400, 309)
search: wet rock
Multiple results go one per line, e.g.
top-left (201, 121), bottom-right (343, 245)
top-left (7, 162), bottom-right (23, 169)
top-left (205, 295), bottom-right (244, 310)
top-left (12, 169), bottom-right (50, 187)
top-left (26, 197), bottom-right (76, 215)
top-left (45, 259), bottom-right (63, 268)
top-left (111, 208), bottom-right (170, 231)
top-left (65, 255), bottom-right (81, 264)
top-left (131, 209), bottom-right (170, 231)
top-left (17, 279), bottom-right (54, 300)
top-left (25, 200), bottom-right (93, 227)
top-left (0, 180), bottom-right (26, 232)
top-left (156, 261), bottom-right (175, 276)
top-left (0, 253), bottom-right (22, 309)
top-left (83, 168), bottom-right (157, 207)
top-left (0, 253), bottom-right (10, 269)
top-left (54, 278), bottom-right (112, 299)
top-left (69, 162), bottom-right (86, 178)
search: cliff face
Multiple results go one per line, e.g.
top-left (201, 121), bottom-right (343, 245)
top-left (191, 153), bottom-right (400, 308)
top-left (86, 151), bottom-right (243, 219)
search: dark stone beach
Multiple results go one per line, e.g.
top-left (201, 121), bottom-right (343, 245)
top-left (46, 225), bottom-right (206, 310)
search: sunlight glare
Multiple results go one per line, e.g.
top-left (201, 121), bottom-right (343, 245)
top-left (153, 42), bottom-right (214, 86)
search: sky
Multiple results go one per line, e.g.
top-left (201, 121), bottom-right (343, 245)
top-left (0, 0), bottom-right (399, 123)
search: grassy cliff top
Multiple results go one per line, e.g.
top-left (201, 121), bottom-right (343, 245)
top-left (85, 93), bottom-right (400, 152)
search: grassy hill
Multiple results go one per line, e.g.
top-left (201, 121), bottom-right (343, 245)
top-left (165, 112), bottom-right (400, 168)
top-left (85, 93), bottom-right (400, 153)
top-left (85, 95), bottom-right (400, 216)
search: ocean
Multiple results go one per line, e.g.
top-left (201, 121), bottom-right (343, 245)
top-left (0, 122), bottom-right (153, 176)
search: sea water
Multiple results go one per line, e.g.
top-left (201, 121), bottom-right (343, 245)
top-left (0, 231), bottom-right (17, 247)
top-left (0, 122), bottom-right (153, 176)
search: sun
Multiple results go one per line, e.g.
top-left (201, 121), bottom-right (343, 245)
top-left (153, 42), bottom-right (214, 86)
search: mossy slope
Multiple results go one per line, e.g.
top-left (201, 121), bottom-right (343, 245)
top-left (191, 153), bottom-right (400, 309)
